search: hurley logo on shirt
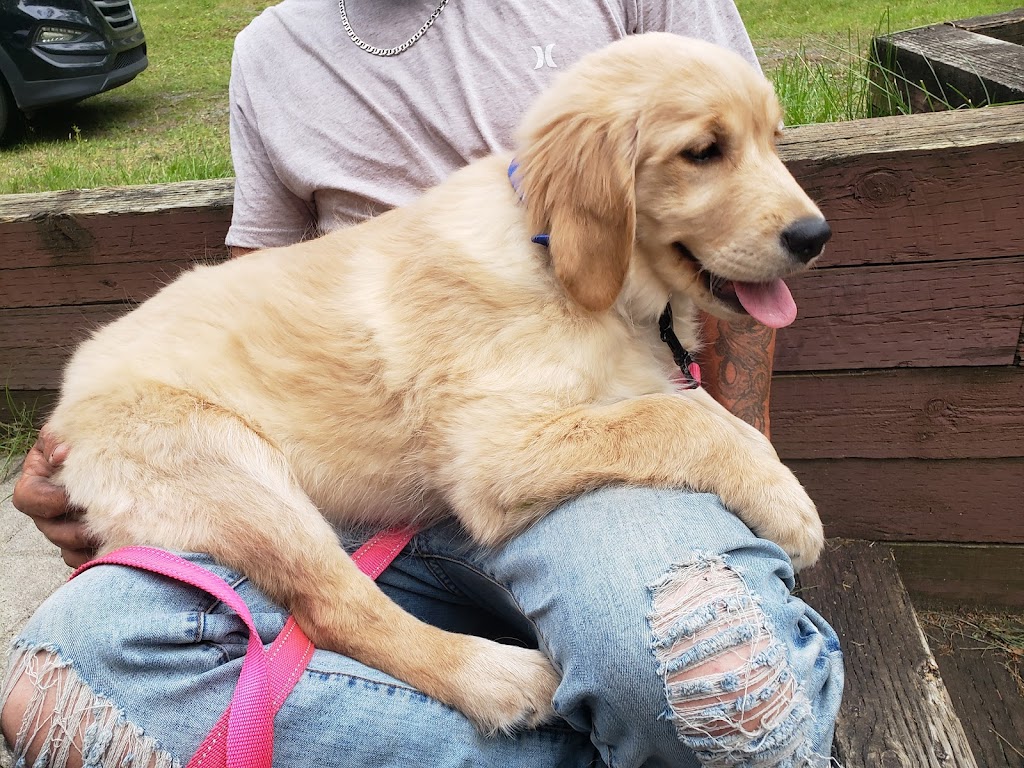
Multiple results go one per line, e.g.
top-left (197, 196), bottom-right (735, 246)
top-left (531, 43), bottom-right (558, 69)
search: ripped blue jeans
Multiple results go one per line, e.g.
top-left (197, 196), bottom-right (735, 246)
top-left (3, 487), bottom-right (843, 767)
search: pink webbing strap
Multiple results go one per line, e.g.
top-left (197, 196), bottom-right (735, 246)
top-left (70, 527), bottom-right (418, 768)
top-left (350, 525), bottom-right (421, 580)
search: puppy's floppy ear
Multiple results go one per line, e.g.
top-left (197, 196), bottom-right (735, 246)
top-left (517, 113), bottom-right (639, 313)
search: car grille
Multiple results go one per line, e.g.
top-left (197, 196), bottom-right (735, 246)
top-left (112, 44), bottom-right (146, 70)
top-left (89, 0), bottom-right (138, 29)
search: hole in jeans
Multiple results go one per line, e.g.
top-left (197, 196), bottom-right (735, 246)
top-left (648, 554), bottom-right (824, 767)
top-left (2, 645), bottom-right (176, 768)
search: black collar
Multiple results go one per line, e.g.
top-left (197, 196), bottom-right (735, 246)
top-left (658, 303), bottom-right (701, 388)
top-left (508, 159), bottom-right (700, 389)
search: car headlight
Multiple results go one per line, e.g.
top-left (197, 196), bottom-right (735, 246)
top-left (36, 26), bottom-right (96, 44)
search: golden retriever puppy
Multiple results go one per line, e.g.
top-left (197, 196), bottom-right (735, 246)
top-left (48, 33), bottom-right (828, 734)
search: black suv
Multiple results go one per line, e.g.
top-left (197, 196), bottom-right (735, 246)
top-left (0, 0), bottom-right (148, 141)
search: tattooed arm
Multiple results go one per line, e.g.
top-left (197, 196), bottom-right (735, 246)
top-left (699, 314), bottom-right (776, 438)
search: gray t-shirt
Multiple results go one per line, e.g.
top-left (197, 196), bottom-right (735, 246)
top-left (226, 0), bottom-right (758, 249)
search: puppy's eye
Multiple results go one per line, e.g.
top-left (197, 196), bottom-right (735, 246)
top-left (682, 143), bottom-right (721, 163)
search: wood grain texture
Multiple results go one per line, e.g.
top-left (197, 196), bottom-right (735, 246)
top-left (772, 367), bottom-right (1024, 460)
top-left (872, 24), bottom-right (1024, 112)
top-left (800, 539), bottom-right (978, 767)
top-left (782, 105), bottom-right (1024, 270)
top-left (0, 259), bottom-right (218, 309)
top-left (953, 8), bottom-right (1024, 46)
top-left (5, 255), bottom-right (1022, 389)
top-left (776, 257), bottom-right (1024, 371)
top-left (1017, 316), bottom-right (1024, 365)
top-left (779, 103), bottom-right (1024, 160)
top-left (0, 305), bottom-right (129, 390)
top-left (0, 178), bottom-right (233, 221)
top-left (788, 143), bottom-right (1024, 270)
top-left (0, 208), bottom-right (232, 272)
top-left (787, 458), bottom-right (1024, 544)
top-left (892, 543), bottom-right (1024, 608)
top-left (923, 621), bottom-right (1024, 767)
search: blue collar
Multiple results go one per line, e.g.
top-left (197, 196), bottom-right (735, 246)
top-left (508, 160), bottom-right (550, 247)
top-left (507, 159), bottom-right (699, 388)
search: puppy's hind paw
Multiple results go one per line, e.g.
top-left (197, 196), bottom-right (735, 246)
top-left (454, 639), bottom-right (559, 736)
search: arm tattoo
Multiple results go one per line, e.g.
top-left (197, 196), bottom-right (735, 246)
top-left (702, 317), bottom-right (776, 436)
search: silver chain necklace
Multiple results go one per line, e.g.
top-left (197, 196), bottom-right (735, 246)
top-left (337, 0), bottom-right (451, 57)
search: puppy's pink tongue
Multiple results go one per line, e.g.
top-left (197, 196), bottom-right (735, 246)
top-left (732, 279), bottom-right (798, 329)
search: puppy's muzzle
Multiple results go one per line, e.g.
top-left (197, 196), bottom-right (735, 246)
top-left (781, 217), bottom-right (832, 264)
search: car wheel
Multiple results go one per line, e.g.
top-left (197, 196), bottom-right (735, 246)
top-left (0, 77), bottom-right (21, 145)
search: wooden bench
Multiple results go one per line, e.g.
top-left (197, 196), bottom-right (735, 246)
top-left (2, 104), bottom-right (1023, 765)
top-left (870, 9), bottom-right (1024, 114)
top-left (804, 541), bottom-right (979, 766)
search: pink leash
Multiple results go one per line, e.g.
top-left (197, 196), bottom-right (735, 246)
top-left (70, 526), bottom-right (419, 768)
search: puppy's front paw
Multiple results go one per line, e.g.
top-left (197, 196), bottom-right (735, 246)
top-left (453, 639), bottom-right (559, 736)
top-left (759, 471), bottom-right (824, 571)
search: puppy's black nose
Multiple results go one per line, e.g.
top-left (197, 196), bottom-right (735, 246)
top-left (782, 217), bottom-right (832, 263)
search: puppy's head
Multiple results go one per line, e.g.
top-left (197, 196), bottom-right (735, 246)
top-left (515, 33), bottom-right (829, 327)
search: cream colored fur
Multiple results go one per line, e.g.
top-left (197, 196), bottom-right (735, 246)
top-left (49, 34), bottom-right (825, 734)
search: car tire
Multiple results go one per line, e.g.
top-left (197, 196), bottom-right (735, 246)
top-left (0, 76), bottom-right (21, 145)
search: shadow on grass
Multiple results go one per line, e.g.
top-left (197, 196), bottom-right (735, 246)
top-left (13, 92), bottom-right (155, 146)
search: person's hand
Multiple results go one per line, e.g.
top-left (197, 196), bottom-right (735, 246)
top-left (12, 427), bottom-right (97, 567)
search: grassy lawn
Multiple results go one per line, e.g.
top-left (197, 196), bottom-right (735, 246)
top-left (0, 0), bottom-right (1016, 193)
top-left (0, 0), bottom-right (276, 194)
top-left (739, 0), bottom-right (1011, 51)
top-left (740, 0), bottom-right (1016, 124)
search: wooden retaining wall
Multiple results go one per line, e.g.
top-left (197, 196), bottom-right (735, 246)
top-left (870, 8), bottom-right (1024, 114)
top-left (2, 104), bottom-right (1023, 604)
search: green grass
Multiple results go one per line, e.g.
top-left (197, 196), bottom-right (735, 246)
top-left (0, 1), bottom-right (1017, 192)
top-left (767, 40), bottom-right (877, 125)
top-left (1, 391), bottom-right (37, 480)
top-left (0, 0), bottom-right (276, 194)
top-left (737, 0), bottom-right (1011, 50)
top-left (739, 1), bottom-right (1018, 125)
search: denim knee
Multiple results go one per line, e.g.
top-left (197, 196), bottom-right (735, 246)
top-left (553, 560), bottom-right (816, 765)
top-left (440, 486), bottom-right (844, 767)
top-left (646, 553), bottom-right (832, 767)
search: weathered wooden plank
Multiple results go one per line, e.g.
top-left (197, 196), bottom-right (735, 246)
top-left (0, 259), bottom-right (218, 309)
top-left (798, 140), bottom-right (1023, 270)
top-left (781, 105), bottom-right (1024, 269)
top-left (921, 616), bottom-right (1024, 767)
top-left (871, 24), bottom-right (1024, 113)
top-left (4, 256), bottom-right (1021, 390)
top-left (892, 543), bottom-right (1024, 608)
top-left (776, 257), bottom-right (1024, 371)
top-left (0, 305), bottom-right (129, 390)
top-left (772, 367), bottom-right (1024, 460)
top-left (787, 458), bottom-right (1024, 544)
top-left (779, 102), bottom-right (1024, 160)
top-left (0, 182), bottom-right (234, 301)
top-left (0, 179), bottom-right (233, 222)
top-left (0, 206), bottom-right (232, 271)
top-left (1, 108), bottom-right (1021, 278)
top-left (953, 8), bottom-right (1024, 46)
top-left (799, 540), bottom-right (978, 767)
